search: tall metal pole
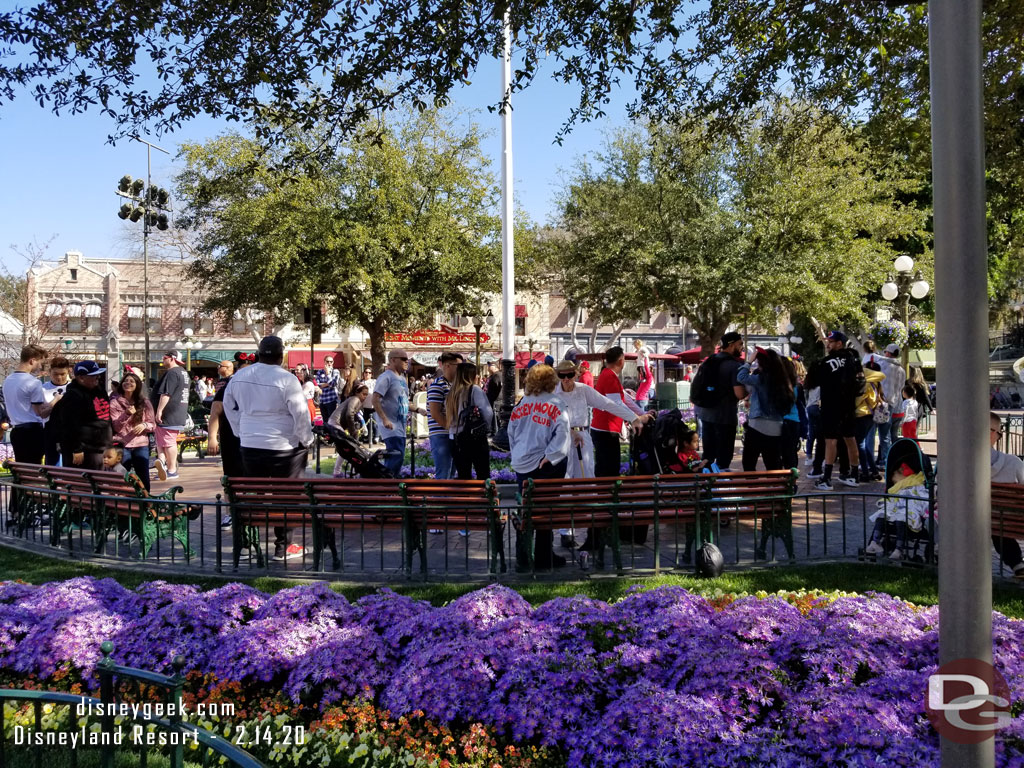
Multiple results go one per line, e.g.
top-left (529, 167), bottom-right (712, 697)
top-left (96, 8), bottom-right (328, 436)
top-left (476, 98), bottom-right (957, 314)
top-left (131, 136), bottom-right (169, 384)
top-left (930, 1), bottom-right (992, 766)
top-left (900, 291), bottom-right (911, 374)
top-left (492, 11), bottom-right (516, 450)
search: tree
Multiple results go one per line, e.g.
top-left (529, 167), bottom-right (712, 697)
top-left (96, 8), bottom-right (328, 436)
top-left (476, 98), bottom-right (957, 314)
top-left (546, 107), bottom-right (927, 354)
top-left (177, 109), bottom-right (500, 372)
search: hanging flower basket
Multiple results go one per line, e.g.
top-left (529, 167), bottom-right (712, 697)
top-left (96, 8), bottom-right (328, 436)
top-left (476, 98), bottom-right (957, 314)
top-left (907, 320), bottom-right (936, 350)
top-left (869, 319), bottom-right (908, 349)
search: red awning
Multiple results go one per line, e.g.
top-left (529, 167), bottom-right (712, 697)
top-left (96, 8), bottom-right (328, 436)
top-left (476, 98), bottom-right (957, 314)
top-left (287, 349), bottom-right (348, 369)
top-left (514, 351), bottom-right (546, 369)
top-left (514, 304), bottom-right (528, 318)
top-left (676, 347), bottom-right (708, 364)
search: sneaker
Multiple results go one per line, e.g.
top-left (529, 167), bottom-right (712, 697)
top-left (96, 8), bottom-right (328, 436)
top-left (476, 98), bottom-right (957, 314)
top-left (273, 544), bottom-right (306, 561)
top-left (864, 541), bottom-right (884, 555)
top-left (888, 547), bottom-right (903, 561)
top-left (220, 515), bottom-right (233, 528)
top-left (428, 529), bottom-right (444, 535)
top-left (165, 471), bottom-right (180, 480)
top-left (154, 459), bottom-right (167, 481)
top-left (804, 458), bottom-right (814, 466)
top-left (836, 475), bottom-right (859, 488)
top-left (807, 470), bottom-right (823, 480)
top-left (458, 529), bottom-right (470, 537)
top-left (813, 480), bottom-right (833, 491)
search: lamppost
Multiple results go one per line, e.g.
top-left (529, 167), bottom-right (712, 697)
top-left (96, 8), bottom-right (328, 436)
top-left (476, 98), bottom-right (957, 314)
top-left (116, 137), bottom-right (171, 384)
top-left (473, 311), bottom-right (496, 369)
top-left (174, 328), bottom-right (203, 372)
top-left (881, 255), bottom-right (930, 372)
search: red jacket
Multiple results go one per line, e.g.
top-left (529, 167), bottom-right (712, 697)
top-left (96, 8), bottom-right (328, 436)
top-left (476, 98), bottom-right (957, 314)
top-left (592, 367), bottom-right (627, 432)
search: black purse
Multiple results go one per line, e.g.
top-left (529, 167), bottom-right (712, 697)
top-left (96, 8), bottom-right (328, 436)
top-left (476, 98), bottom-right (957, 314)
top-left (459, 401), bottom-right (489, 440)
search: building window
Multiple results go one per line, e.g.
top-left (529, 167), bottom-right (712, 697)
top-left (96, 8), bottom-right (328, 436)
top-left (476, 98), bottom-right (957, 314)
top-left (69, 269), bottom-right (78, 281)
top-left (576, 308), bottom-right (586, 324)
top-left (85, 303), bottom-right (102, 333)
top-left (127, 305), bottom-right (144, 333)
top-left (515, 304), bottom-right (527, 336)
top-left (180, 307), bottom-right (198, 332)
top-left (65, 303), bottom-right (84, 333)
top-left (198, 312), bottom-right (214, 334)
top-left (668, 311), bottom-right (682, 326)
top-left (639, 309), bottom-right (652, 325)
top-left (232, 310), bottom-right (247, 335)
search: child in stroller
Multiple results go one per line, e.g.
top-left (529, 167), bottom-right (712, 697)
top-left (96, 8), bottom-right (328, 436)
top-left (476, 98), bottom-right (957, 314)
top-left (863, 437), bottom-right (935, 562)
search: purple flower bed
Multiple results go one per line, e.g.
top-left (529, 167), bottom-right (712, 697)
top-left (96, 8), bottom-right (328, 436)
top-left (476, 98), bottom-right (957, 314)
top-left (3, 578), bottom-right (1024, 765)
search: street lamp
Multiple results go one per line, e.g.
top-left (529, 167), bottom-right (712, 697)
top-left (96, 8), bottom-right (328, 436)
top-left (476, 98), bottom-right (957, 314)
top-left (880, 256), bottom-right (930, 372)
top-left (473, 311), bottom-right (496, 369)
top-left (174, 327), bottom-right (203, 372)
top-left (116, 136), bottom-right (172, 383)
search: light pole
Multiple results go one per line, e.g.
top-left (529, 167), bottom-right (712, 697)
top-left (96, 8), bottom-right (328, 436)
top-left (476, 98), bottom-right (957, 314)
top-left (880, 255), bottom-right (930, 372)
top-left (174, 328), bottom-right (203, 372)
top-left (473, 311), bottom-right (496, 369)
top-left (116, 137), bottom-right (171, 383)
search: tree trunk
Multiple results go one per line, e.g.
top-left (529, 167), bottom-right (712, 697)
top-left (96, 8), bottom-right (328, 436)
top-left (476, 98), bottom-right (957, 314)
top-left (588, 320), bottom-right (599, 353)
top-left (601, 321), bottom-right (629, 351)
top-left (365, 319), bottom-right (388, 374)
top-left (569, 306), bottom-right (582, 352)
top-left (694, 317), bottom-right (732, 358)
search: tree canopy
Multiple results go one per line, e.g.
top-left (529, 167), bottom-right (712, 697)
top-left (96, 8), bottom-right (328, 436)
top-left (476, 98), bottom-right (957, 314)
top-left (542, 106), bottom-right (927, 353)
top-left (177, 110), bottom-right (500, 371)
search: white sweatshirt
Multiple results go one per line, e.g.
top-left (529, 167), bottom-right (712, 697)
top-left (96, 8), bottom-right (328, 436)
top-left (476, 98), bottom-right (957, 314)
top-left (224, 363), bottom-right (313, 451)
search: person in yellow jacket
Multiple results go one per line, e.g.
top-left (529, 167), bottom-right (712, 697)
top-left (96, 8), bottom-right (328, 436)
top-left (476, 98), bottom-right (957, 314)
top-left (854, 361), bottom-right (886, 483)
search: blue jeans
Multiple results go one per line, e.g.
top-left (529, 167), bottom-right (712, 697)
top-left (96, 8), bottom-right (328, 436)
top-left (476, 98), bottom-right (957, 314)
top-left (805, 405), bottom-right (821, 459)
top-left (876, 413), bottom-right (904, 468)
top-left (429, 434), bottom-right (454, 479)
top-left (855, 416), bottom-right (878, 475)
top-left (383, 436), bottom-right (406, 477)
top-left (122, 445), bottom-right (152, 491)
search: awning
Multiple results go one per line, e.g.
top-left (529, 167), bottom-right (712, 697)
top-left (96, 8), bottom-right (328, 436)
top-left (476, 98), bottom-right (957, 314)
top-left (287, 348), bottom-right (349, 369)
top-left (180, 307), bottom-right (197, 318)
top-left (126, 306), bottom-right (144, 318)
top-left (515, 304), bottom-right (528, 318)
top-left (411, 351), bottom-right (442, 367)
top-left (515, 351), bottom-right (546, 369)
top-left (192, 349), bottom-right (254, 364)
top-left (84, 303), bottom-right (102, 318)
top-left (44, 303), bottom-right (62, 317)
top-left (909, 349), bottom-right (936, 368)
top-left (64, 303), bottom-right (83, 317)
top-left (146, 306), bottom-right (162, 318)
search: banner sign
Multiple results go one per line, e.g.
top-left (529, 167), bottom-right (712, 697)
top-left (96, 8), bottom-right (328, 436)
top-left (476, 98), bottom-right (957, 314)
top-left (385, 324), bottom-right (490, 347)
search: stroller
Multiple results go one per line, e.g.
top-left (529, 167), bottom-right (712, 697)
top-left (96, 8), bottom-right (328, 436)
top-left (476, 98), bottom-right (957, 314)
top-left (624, 409), bottom-right (692, 545)
top-left (327, 427), bottom-right (393, 479)
top-left (862, 437), bottom-right (936, 563)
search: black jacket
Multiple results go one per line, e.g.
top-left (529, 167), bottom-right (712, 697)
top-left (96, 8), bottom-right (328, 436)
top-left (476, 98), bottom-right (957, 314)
top-left (52, 380), bottom-right (113, 454)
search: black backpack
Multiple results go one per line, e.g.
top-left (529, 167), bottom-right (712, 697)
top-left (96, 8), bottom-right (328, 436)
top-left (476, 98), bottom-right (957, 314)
top-left (690, 355), bottom-right (728, 408)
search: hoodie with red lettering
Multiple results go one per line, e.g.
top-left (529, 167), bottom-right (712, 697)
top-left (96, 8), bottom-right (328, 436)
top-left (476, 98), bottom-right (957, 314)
top-left (508, 392), bottom-right (571, 473)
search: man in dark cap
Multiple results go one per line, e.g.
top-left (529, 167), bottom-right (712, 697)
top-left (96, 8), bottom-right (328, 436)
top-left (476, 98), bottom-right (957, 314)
top-left (803, 330), bottom-right (863, 490)
top-left (692, 331), bottom-right (747, 470)
top-left (223, 336), bottom-right (313, 561)
top-left (52, 360), bottom-right (113, 469)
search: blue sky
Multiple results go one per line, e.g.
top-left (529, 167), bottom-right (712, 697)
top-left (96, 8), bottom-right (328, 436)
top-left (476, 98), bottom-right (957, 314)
top-left (0, 53), bottom-right (632, 276)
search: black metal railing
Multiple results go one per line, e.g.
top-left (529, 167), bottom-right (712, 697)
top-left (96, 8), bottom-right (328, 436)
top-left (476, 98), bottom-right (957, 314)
top-left (0, 641), bottom-right (263, 768)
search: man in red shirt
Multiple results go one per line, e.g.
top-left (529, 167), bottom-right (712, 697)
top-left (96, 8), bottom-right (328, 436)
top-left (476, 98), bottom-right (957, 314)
top-left (582, 346), bottom-right (653, 559)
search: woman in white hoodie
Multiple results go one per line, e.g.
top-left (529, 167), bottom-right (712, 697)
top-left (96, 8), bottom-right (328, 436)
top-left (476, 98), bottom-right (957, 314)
top-left (990, 411), bottom-right (1024, 577)
top-left (509, 364), bottom-right (571, 570)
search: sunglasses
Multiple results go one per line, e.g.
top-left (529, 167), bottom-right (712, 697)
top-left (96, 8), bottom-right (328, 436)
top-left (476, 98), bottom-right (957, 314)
top-left (558, 372), bottom-right (576, 379)
top-left (394, 356), bottom-right (408, 361)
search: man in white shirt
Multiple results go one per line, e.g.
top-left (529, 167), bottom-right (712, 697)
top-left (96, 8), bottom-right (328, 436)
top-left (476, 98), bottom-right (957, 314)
top-left (2, 344), bottom-right (59, 464)
top-left (869, 344), bottom-right (907, 467)
top-left (224, 335), bottom-right (313, 561)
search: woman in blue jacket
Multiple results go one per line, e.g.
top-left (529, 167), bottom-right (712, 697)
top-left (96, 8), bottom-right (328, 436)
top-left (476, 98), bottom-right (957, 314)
top-left (737, 349), bottom-right (795, 472)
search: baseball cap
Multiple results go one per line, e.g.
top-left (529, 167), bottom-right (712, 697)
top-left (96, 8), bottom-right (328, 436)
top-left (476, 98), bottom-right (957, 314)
top-left (74, 360), bottom-right (106, 377)
top-left (526, 358), bottom-right (539, 369)
top-left (885, 343), bottom-right (900, 355)
top-left (721, 331), bottom-right (742, 345)
top-left (827, 330), bottom-right (848, 344)
top-left (544, 355), bottom-right (555, 366)
top-left (164, 350), bottom-right (184, 363)
top-left (257, 335), bottom-right (285, 357)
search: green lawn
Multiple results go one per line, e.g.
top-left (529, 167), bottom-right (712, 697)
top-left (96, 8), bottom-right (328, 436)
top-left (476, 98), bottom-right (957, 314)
top-left (3, 542), bottom-right (1024, 617)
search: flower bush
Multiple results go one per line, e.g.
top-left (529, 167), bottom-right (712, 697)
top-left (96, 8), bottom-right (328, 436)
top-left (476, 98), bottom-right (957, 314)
top-left (908, 320), bottom-right (936, 350)
top-left (870, 319), bottom-right (909, 349)
top-left (3, 579), bottom-right (1024, 766)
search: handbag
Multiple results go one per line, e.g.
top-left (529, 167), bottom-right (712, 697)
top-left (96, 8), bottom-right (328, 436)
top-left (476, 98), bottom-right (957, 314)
top-left (873, 397), bottom-right (891, 425)
top-left (458, 400), bottom-right (489, 440)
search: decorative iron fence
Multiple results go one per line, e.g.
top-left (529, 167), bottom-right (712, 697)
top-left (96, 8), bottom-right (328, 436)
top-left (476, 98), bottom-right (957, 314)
top-left (0, 642), bottom-right (263, 767)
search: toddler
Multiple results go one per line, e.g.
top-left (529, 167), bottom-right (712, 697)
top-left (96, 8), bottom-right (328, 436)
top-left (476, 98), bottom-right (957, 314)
top-left (668, 429), bottom-right (707, 474)
top-left (900, 384), bottom-right (919, 440)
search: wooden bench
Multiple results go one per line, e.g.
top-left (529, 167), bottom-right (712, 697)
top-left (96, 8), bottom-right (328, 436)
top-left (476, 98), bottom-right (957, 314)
top-left (521, 469), bottom-right (798, 571)
top-left (5, 462), bottom-right (191, 558)
top-left (222, 476), bottom-right (501, 574)
top-left (5, 461), bottom-right (58, 541)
